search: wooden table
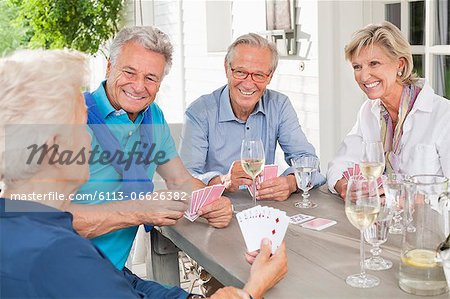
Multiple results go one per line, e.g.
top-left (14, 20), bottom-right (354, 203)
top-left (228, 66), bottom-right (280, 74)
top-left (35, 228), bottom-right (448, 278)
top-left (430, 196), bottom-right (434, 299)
top-left (150, 186), bottom-right (449, 298)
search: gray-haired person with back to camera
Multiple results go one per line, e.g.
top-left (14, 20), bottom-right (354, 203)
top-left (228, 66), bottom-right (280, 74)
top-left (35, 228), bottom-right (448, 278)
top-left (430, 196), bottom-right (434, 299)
top-left (0, 49), bottom-right (287, 299)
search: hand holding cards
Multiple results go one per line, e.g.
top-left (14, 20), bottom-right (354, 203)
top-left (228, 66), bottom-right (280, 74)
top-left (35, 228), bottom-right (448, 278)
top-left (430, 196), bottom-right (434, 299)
top-left (343, 163), bottom-right (382, 188)
top-left (247, 164), bottom-right (278, 197)
top-left (184, 185), bottom-right (225, 222)
top-left (236, 205), bottom-right (289, 253)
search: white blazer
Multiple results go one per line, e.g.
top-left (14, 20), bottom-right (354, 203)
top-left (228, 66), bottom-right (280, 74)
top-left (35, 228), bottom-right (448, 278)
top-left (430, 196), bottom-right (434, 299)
top-left (327, 79), bottom-right (450, 193)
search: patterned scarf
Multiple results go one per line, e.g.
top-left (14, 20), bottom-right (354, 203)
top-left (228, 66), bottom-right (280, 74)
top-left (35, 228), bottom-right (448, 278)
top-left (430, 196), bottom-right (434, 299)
top-left (380, 84), bottom-right (421, 174)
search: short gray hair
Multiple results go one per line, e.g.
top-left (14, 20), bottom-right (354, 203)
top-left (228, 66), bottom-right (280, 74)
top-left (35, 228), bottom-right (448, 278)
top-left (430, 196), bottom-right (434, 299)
top-left (225, 33), bottom-right (279, 72)
top-left (109, 26), bottom-right (173, 76)
top-left (344, 21), bottom-right (418, 85)
top-left (0, 49), bottom-right (88, 185)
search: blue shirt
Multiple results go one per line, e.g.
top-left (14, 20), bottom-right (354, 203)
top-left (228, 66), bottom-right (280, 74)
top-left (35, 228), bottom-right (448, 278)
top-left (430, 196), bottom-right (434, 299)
top-left (0, 198), bottom-right (188, 299)
top-left (75, 82), bottom-right (178, 269)
top-left (179, 85), bottom-right (326, 186)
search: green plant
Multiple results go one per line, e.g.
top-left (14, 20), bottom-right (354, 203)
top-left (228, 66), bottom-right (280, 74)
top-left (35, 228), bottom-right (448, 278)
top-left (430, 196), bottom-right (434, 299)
top-left (7, 0), bottom-right (125, 55)
top-left (0, 0), bottom-right (27, 55)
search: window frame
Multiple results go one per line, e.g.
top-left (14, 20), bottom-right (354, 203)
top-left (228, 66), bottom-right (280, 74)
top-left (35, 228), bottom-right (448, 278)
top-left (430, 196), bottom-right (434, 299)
top-left (389, 0), bottom-right (450, 92)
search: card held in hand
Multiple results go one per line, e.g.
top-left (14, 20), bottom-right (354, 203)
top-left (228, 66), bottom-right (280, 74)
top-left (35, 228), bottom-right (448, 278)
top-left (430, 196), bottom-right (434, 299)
top-left (247, 164), bottom-right (278, 197)
top-left (236, 205), bottom-right (289, 253)
top-left (184, 185), bottom-right (225, 222)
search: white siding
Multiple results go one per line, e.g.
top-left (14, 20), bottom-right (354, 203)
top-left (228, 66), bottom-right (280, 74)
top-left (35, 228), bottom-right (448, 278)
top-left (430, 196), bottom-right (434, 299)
top-left (95, 0), bottom-right (324, 169)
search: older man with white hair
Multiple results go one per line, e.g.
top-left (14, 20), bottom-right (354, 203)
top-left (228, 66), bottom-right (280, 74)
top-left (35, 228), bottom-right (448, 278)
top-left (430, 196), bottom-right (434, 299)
top-left (180, 33), bottom-right (325, 202)
top-left (68, 26), bottom-right (233, 271)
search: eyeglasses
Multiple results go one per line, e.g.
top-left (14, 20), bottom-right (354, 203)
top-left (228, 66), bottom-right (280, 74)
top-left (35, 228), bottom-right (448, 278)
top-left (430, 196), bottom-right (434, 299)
top-left (229, 66), bottom-right (272, 83)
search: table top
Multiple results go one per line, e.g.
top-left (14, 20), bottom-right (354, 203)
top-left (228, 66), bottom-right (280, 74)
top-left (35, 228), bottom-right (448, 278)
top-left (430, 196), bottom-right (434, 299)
top-left (159, 186), bottom-right (449, 298)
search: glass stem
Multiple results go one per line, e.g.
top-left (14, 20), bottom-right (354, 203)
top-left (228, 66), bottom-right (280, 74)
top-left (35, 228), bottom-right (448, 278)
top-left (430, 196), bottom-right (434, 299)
top-left (371, 244), bottom-right (381, 257)
top-left (360, 230), bottom-right (366, 278)
top-left (252, 178), bottom-right (257, 206)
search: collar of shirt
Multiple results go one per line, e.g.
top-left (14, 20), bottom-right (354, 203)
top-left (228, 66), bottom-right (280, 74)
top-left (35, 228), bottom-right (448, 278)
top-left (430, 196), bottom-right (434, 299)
top-left (369, 79), bottom-right (433, 120)
top-left (218, 85), bottom-right (266, 123)
top-left (0, 198), bottom-right (73, 228)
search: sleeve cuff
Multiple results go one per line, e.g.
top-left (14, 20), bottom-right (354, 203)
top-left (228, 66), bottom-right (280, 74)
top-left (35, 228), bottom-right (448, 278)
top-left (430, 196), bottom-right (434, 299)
top-left (194, 171), bottom-right (223, 185)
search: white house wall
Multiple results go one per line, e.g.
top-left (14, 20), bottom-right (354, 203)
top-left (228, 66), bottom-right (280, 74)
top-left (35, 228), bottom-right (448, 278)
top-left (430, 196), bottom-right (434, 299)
top-left (148, 0), bottom-right (322, 170)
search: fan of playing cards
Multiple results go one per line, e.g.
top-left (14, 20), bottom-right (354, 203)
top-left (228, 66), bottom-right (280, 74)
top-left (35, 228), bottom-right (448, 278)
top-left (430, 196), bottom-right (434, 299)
top-left (184, 185), bottom-right (225, 222)
top-left (343, 164), bottom-right (383, 187)
top-left (236, 205), bottom-right (289, 253)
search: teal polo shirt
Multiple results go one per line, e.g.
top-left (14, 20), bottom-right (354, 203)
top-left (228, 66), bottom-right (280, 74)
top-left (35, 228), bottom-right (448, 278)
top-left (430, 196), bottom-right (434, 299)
top-left (75, 82), bottom-right (178, 269)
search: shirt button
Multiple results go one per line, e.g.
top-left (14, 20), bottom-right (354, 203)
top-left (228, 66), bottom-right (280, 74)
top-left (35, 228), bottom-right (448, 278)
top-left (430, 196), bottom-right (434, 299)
top-left (246, 127), bottom-right (250, 130)
top-left (128, 131), bottom-right (133, 137)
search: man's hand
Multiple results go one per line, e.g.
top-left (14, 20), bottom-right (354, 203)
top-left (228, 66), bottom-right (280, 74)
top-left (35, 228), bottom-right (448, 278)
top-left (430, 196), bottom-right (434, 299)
top-left (256, 175), bottom-right (297, 201)
top-left (197, 196), bottom-right (233, 228)
top-left (219, 161), bottom-right (253, 192)
top-left (136, 196), bottom-right (188, 226)
top-left (244, 239), bottom-right (288, 299)
top-left (244, 250), bottom-right (259, 265)
top-left (68, 194), bottom-right (189, 238)
top-left (209, 287), bottom-right (250, 299)
top-left (334, 177), bottom-right (348, 200)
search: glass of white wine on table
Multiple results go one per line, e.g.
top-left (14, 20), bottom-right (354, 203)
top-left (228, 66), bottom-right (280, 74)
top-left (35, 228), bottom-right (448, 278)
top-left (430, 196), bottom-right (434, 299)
top-left (240, 139), bottom-right (265, 206)
top-left (360, 141), bottom-right (385, 180)
top-left (345, 176), bottom-right (381, 288)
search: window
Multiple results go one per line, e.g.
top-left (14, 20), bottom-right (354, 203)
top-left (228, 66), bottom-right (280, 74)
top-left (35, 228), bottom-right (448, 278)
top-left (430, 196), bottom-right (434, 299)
top-left (386, 0), bottom-right (450, 99)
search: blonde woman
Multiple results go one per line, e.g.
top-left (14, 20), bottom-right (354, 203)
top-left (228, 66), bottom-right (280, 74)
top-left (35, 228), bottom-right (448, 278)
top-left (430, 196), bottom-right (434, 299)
top-left (328, 21), bottom-right (450, 198)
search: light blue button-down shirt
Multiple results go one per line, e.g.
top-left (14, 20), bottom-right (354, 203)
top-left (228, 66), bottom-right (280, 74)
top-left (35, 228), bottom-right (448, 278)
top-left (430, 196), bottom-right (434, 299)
top-left (179, 85), bottom-right (326, 186)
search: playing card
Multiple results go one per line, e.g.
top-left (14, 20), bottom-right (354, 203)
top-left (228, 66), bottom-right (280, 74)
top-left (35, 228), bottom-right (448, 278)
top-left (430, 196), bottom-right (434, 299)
top-left (236, 206), bottom-right (289, 253)
top-left (189, 190), bottom-right (200, 214)
top-left (268, 210), bottom-right (289, 252)
top-left (343, 170), bottom-right (350, 181)
top-left (204, 185), bottom-right (225, 206)
top-left (348, 167), bottom-right (354, 177)
top-left (196, 186), bottom-right (212, 211)
top-left (263, 164), bottom-right (278, 181)
top-left (247, 165), bottom-right (279, 197)
top-left (301, 218), bottom-right (337, 231)
top-left (184, 185), bottom-right (225, 222)
top-left (354, 164), bottom-right (360, 174)
top-left (289, 213), bottom-right (315, 224)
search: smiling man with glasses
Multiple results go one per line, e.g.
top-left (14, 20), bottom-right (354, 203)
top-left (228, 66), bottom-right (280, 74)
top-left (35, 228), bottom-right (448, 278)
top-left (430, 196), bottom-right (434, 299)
top-left (180, 33), bottom-right (325, 202)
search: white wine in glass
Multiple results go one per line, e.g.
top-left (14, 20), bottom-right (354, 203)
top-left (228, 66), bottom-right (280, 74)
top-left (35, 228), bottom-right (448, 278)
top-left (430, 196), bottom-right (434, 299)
top-left (361, 141), bottom-right (385, 179)
top-left (242, 159), bottom-right (265, 178)
top-left (345, 176), bottom-right (381, 288)
top-left (240, 139), bottom-right (265, 206)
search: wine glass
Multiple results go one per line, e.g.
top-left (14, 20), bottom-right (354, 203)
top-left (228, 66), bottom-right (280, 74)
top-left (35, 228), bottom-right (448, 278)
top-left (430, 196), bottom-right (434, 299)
top-left (291, 156), bottom-right (319, 209)
top-left (345, 176), bottom-right (381, 288)
top-left (360, 141), bottom-right (385, 180)
top-left (382, 173), bottom-right (406, 234)
top-left (240, 139), bottom-right (265, 206)
top-left (364, 199), bottom-right (394, 270)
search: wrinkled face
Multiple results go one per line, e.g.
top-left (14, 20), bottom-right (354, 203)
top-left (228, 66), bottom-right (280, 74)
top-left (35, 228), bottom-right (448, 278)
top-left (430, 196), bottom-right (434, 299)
top-left (225, 45), bottom-right (273, 118)
top-left (351, 44), bottom-right (404, 101)
top-left (105, 41), bottom-right (166, 121)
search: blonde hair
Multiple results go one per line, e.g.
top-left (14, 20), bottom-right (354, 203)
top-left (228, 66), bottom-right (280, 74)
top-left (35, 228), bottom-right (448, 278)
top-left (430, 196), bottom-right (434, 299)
top-left (0, 49), bottom-right (88, 185)
top-left (344, 21), bottom-right (418, 85)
